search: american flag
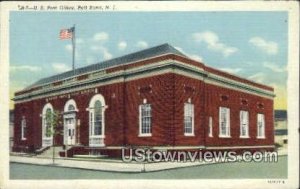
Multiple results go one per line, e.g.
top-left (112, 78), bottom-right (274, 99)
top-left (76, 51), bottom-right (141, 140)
top-left (59, 27), bottom-right (74, 40)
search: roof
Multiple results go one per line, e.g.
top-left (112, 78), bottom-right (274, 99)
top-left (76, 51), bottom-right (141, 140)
top-left (26, 43), bottom-right (186, 89)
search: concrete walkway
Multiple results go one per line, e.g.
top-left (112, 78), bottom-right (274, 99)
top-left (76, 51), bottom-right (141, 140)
top-left (10, 155), bottom-right (212, 173)
top-left (10, 148), bottom-right (287, 173)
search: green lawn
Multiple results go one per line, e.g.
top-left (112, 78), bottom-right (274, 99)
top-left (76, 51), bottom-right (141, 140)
top-left (10, 156), bottom-right (287, 179)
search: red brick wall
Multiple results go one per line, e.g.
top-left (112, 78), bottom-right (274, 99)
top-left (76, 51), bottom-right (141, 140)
top-left (173, 74), bottom-right (205, 146)
top-left (204, 84), bottom-right (274, 146)
top-left (125, 73), bottom-right (175, 146)
top-left (13, 82), bottom-right (127, 150)
top-left (13, 72), bottom-right (274, 151)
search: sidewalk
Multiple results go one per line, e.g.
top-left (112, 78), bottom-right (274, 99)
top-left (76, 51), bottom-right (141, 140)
top-left (10, 148), bottom-right (287, 173)
top-left (10, 155), bottom-right (210, 173)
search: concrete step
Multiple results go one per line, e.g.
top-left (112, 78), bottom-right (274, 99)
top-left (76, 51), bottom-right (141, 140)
top-left (73, 154), bottom-right (108, 159)
top-left (37, 146), bottom-right (64, 158)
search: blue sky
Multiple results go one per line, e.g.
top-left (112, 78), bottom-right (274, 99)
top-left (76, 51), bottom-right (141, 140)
top-left (10, 11), bottom-right (288, 109)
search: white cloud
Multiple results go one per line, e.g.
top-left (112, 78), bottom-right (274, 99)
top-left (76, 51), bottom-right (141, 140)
top-left (136, 41), bottom-right (148, 49)
top-left (102, 48), bottom-right (113, 60)
top-left (90, 45), bottom-right (101, 51)
top-left (220, 68), bottom-right (242, 74)
top-left (90, 45), bottom-right (113, 60)
top-left (247, 72), bottom-right (266, 83)
top-left (118, 41), bottom-right (127, 51)
top-left (86, 56), bottom-right (96, 64)
top-left (263, 62), bottom-right (286, 73)
top-left (65, 44), bottom-right (81, 60)
top-left (192, 31), bottom-right (238, 57)
top-left (76, 38), bottom-right (84, 44)
top-left (270, 83), bottom-right (286, 96)
top-left (249, 37), bottom-right (278, 55)
top-left (10, 65), bottom-right (41, 72)
top-left (190, 55), bottom-right (203, 62)
top-left (52, 63), bottom-right (71, 73)
top-left (93, 32), bottom-right (109, 42)
top-left (65, 44), bottom-right (72, 52)
top-left (175, 46), bottom-right (203, 62)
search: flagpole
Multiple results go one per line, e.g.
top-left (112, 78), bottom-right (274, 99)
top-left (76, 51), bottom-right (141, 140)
top-left (72, 24), bottom-right (76, 71)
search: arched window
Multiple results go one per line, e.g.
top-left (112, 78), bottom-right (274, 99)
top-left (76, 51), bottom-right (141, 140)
top-left (45, 108), bottom-right (52, 137)
top-left (68, 104), bottom-right (75, 111)
top-left (88, 94), bottom-right (106, 147)
top-left (42, 103), bottom-right (53, 146)
top-left (64, 99), bottom-right (78, 112)
top-left (93, 100), bottom-right (102, 135)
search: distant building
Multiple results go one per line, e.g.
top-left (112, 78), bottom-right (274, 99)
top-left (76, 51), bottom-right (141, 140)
top-left (9, 110), bottom-right (14, 152)
top-left (12, 43), bottom-right (275, 157)
top-left (274, 110), bottom-right (287, 146)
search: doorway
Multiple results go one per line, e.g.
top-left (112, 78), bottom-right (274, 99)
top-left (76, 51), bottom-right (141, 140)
top-left (64, 115), bottom-right (76, 145)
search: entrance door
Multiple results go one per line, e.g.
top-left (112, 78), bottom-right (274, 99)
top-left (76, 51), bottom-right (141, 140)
top-left (65, 117), bottom-right (76, 145)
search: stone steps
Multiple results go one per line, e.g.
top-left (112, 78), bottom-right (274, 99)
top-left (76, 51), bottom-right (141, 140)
top-left (37, 146), bottom-right (64, 158)
top-left (73, 154), bottom-right (108, 159)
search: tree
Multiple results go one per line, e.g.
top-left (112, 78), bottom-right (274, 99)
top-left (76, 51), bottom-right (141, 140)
top-left (45, 110), bottom-right (63, 164)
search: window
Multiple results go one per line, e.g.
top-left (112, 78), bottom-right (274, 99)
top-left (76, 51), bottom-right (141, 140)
top-left (21, 117), bottom-right (27, 140)
top-left (257, 113), bottom-right (265, 138)
top-left (88, 94), bottom-right (106, 139)
top-left (93, 100), bottom-right (102, 135)
top-left (240, 111), bottom-right (249, 138)
top-left (184, 102), bottom-right (194, 136)
top-left (68, 104), bottom-right (75, 111)
top-left (219, 107), bottom-right (230, 137)
top-left (208, 116), bottom-right (213, 137)
top-left (139, 103), bottom-right (152, 136)
top-left (44, 108), bottom-right (52, 137)
top-left (90, 100), bottom-right (103, 136)
top-left (42, 103), bottom-right (54, 147)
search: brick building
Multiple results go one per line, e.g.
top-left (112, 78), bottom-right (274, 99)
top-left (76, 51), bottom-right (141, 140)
top-left (13, 43), bottom-right (275, 157)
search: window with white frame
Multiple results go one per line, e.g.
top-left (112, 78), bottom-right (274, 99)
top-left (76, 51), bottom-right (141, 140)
top-left (240, 111), bottom-right (249, 138)
top-left (68, 104), bottom-right (75, 111)
top-left (139, 103), bottom-right (152, 136)
top-left (21, 117), bottom-right (27, 140)
top-left (91, 100), bottom-right (103, 136)
top-left (41, 103), bottom-right (54, 147)
top-left (208, 116), bottom-right (213, 137)
top-left (88, 94), bottom-right (106, 147)
top-left (184, 102), bottom-right (194, 135)
top-left (44, 108), bottom-right (52, 138)
top-left (257, 113), bottom-right (265, 138)
top-left (219, 107), bottom-right (230, 137)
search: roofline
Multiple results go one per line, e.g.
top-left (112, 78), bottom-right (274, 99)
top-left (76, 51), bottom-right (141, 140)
top-left (14, 52), bottom-right (273, 96)
top-left (16, 52), bottom-right (187, 94)
top-left (13, 60), bottom-right (274, 103)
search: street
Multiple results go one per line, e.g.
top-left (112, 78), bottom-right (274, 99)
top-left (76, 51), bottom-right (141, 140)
top-left (10, 156), bottom-right (287, 179)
